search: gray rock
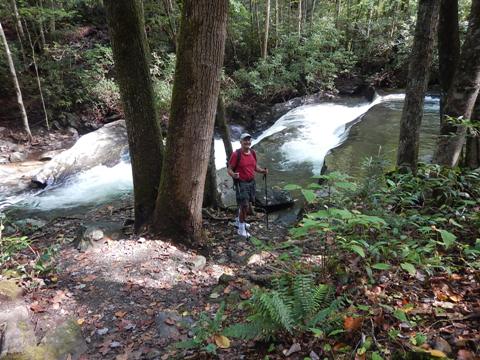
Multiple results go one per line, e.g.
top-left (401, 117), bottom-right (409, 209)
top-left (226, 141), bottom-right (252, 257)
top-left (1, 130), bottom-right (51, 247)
top-left (32, 120), bottom-right (128, 187)
top-left (40, 318), bottom-right (88, 359)
top-left (218, 273), bottom-right (235, 285)
top-left (13, 218), bottom-right (48, 234)
top-left (9, 151), bottom-right (27, 163)
top-left (189, 255), bottom-right (207, 270)
top-left (155, 311), bottom-right (193, 339)
top-left (433, 337), bottom-right (452, 355)
top-left (0, 304), bottom-right (36, 357)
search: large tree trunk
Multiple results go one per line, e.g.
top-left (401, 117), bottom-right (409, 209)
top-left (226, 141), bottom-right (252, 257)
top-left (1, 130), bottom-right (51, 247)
top-left (438, 0), bottom-right (460, 121)
top-left (396, 0), bottom-right (440, 172)
top-left (433, 0), bottom-right (480, 167)
top-left (153, 0), bottom-right (228, 245)
top-left (104, 0), bottom-right (164, 231)
top-left (262, 0), bottom-right (271, 59)
top-left (0, 21), bottom-right (32, 140)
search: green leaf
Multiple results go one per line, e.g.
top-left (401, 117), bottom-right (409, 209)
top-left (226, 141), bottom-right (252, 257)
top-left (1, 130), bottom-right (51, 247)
top-left (400, 262), bottom-right (416, 275)
top-left (393, 309), bottom-right (409, 323)
top-left (307, 183), bottom-right (322, 189)
top-left (437, 229), bottom-right (457, 249)
top-left (284, 184), bottom-right (302, 190)
top-left (350, 245), bottom-right (365, 258)
top-left (301, 189), bottom-right (317, 203)
top-left (371, 263), bottom-right (391, 270)
top-left (372, 352), bottom-right (384, 360)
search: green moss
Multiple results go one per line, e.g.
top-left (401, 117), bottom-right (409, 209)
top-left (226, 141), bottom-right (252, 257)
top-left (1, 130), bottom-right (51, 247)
top-left (0, 280), bottom-right (22, 300)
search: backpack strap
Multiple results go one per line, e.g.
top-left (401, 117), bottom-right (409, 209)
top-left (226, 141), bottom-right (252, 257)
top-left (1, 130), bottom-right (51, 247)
top-left (232, 148), bottom-right (242, 172)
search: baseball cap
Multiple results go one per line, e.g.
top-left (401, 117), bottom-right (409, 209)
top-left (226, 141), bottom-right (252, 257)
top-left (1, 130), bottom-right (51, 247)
top-left (240, 133), bottom-right (252, 140)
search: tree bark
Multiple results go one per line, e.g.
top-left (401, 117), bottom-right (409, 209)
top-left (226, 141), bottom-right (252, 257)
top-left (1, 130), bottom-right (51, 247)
top-left (24, 20), bottom-right (49, 130)
top-left (37, 0), bottom-right (46, 48)
top-left (215, 95), bottom-right (233, 162)
top-left (298, 0), bottom-right (302, 37)
top-left (153, 0), bottom-right (228, 245)
top-left (0, 21), bottom-right (32, 140)
top-left (396, 0), bottom-right (440, 172)
top-left (433, 0), bottom-right (480, 167)
top-left (104, 0), bottom-right (164, 231)
top-left (262, 0), bottom-right (271, 59)
top-left (465, 99), bottom-right (480, 169)
top-left (438, 0), bottom-right (460, 121)
top-left (203, 137), bottom-right (221, 208)
top-left (10, 0), bottom-right (25, 40)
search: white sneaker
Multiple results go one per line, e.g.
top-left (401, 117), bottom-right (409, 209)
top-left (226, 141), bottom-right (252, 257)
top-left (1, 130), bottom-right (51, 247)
top-left (234, 217), bottom-right (250, 229)
top-left (237, 223), bottom-right (251, 238)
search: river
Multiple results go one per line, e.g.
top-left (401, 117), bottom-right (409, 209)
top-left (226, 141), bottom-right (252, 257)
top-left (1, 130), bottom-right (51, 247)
top-left (2, 92), bottom-right (439, 218)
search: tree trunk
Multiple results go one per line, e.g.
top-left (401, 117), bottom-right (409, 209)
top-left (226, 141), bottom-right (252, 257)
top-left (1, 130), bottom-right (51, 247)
top-left (153, 0), bottom-right (228, 245)
top-left (275, 0), bottom-right (279, 48)
top-left (311, 0), bottom-right (317, 25)
top-left (396, 0), bottom-right (440, 171)
top-left (262, 0), bottom-right (271, 59)
top-left (203, 137), bottom-right (221, 208)
top-left (298, 0), bottom-right (302, 36)
top-left (10, 0), bottom-right (25, 40)
top-left (216, 94), bottom-right (233, 162)
top-left (104, 0), bottom-right (164, 231)
top-left (0, 22), bottom-right (32, 140)
top-left (438, 0), bottom-right (460, 121)
top-left (25, 20), bottom-right (49, 130)
top-left (163, 0), bottom-right (177, 51)
top-left (49, 0), bottom-right (56, 34)
top-left (465, 99), bottom-right (480, 168)
top-left (433, 0), bottom-right (480, 167)
top-left (37, 0), bottom-right (46, 48)
top-left (335, 0), bottom-right (341, 28)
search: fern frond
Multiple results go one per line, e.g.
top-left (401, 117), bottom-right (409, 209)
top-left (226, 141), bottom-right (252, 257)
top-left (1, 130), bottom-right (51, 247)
top-left (312, 284), bottom-right (333, 310)
top-left (258, 291), bottom-right (295, 333)
top-left (223, 321), bottom-right (263, 340)
top-left (293, 274), bottom-right (316, 319)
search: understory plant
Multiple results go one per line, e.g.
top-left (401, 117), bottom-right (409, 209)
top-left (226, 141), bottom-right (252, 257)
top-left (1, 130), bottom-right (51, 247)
top-left (223, 274), bottom-right (344, 340)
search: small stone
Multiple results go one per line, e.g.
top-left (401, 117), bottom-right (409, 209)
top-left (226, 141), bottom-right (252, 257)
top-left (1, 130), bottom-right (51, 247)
top-left (218, 273), bottom-right (235, 285)
top-left (137, 237), bottom-right (146, 243)
top-left (309, 351), bottom-right (320, 360)
top-left (110, 341), bottom-right (121, 348)
top-left (189, 255), bottom-right (207, 270)
top-left (433, 337), bottom-right (452, 355)
top-left (283, 343), bottom-right (301, 356)
top-left (97, 327), bottom-right (109, 336)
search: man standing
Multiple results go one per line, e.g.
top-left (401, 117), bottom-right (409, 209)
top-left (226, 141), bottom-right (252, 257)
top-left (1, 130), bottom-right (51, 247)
top-left (227, 133), bottom-right (268, 238)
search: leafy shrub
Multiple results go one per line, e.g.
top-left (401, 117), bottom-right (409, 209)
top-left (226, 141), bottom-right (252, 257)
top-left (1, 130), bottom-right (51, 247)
top-left (224, 274), bottom-right (343, 340)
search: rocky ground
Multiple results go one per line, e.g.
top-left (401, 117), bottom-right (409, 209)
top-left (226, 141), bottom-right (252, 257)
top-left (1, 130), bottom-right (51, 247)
top-left (1, 199), bottom-right (292, 359)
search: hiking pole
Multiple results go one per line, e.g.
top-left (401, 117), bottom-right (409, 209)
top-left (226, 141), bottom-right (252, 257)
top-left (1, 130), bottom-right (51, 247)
top-left (263, 170), bottom-right (269, 230)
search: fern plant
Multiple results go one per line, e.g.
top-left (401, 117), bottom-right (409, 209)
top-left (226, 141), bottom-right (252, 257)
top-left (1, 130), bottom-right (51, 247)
top-left (223, 274), bottom-right (343, 340)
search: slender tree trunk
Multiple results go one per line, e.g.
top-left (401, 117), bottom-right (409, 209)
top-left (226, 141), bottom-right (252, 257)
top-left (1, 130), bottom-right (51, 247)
top-left (254, 0), bottom-right (262, 55)
top-left (0, 22), bottom-right (32, 140)
top-left (163, 0), bottom-right (177, 51)
top-left (24, 21), bottom-right (49, 130)
top-left (438, 0), bottom-right (460, 121)
top-left (275, 0), bottom-right (279, 48)
top-left (203, 137), bottom-right (221, 208)
top-left (298, 0), bottom-right (302, 36)
top-left (311, 0), bottom-right (317, 25)
top-left (433, 0), bottom-right (480, 167)
top-left (11, 0), bottom-right (25, 40)
top-left (465, 99), bottom-right (480, 168)
top-left (153, 0), bottom-right (228, 245)
top-left (104, 0), bottom-right (164, 231)
top-left (335, 0), bottom-right (341, 28)
top-left (389, 1), bottom-right (399, 40)
top-left (366, 6), bottom-right (373, 38)
top-left (216, 95), bottom-right (233, 161)
top-left (37, 0), bottom-right (46, 48)
top-left (396, 0), bottom-right (440, 171)
top-left (49, 0), bottom-right (56, 34)
top-left (262, 0), bottom-right (270, 59)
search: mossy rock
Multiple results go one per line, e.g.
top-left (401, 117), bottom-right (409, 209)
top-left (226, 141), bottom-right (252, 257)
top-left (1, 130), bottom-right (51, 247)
top-left (0, 280), bottom-right (22, 301)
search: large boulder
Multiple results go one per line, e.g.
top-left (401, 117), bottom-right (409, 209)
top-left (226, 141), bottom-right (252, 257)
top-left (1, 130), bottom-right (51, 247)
top-left (32, 120), bottom-right (128, 188)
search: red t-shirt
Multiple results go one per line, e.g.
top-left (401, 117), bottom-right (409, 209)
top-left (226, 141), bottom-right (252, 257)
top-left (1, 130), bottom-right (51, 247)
top-left (229, 150), bottom-right (257, 182)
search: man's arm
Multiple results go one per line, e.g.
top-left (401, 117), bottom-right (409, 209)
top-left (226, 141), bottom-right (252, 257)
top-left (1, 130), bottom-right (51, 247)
top-left (255, 165), bottom-right (268, 175)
